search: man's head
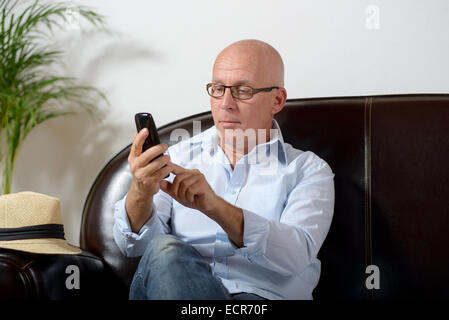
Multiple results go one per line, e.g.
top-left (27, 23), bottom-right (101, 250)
top-left (209, 40), bottom-right (287, 145)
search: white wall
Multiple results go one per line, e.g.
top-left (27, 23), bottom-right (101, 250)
top-left (11, 0), bottom-right (449, 246)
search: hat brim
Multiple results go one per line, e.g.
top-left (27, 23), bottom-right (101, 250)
top-left (0, 238), bottom-right (81, 255)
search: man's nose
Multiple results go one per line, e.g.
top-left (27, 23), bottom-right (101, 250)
top-left (219, 87), bottom-right (237, 110)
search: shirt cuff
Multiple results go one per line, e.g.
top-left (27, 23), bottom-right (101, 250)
top-left (113, 194), bottom-right (162, 257)
top-left (232, 209), bottom-right (270, 261)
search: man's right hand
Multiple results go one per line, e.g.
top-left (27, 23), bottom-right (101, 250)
top-left (128, 128), bottom-right (172, 197)
top-left (125, 128), bottom-right (172, 233)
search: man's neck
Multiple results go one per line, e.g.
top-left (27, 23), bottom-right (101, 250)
top-left (221, 142), bottom-right (246, 170)
top-left (219, 125), bottom-right (273, 170)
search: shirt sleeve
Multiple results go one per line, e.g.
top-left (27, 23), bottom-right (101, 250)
top-left (113, 186), bottom-right (173, 258)
top-left (232, 158), bottom-right (335, 277)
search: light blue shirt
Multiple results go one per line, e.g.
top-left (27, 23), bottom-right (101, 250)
top-left (113, 119), bottom-right (335, 300)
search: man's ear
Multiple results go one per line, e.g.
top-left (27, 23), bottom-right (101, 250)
top-left (272, 87), bottom-right (287, 115)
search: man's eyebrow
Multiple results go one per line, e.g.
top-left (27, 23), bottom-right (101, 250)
top-left (212, 79), bottom-right (253, 85)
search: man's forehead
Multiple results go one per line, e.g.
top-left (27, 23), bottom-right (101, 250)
top-left (212, 77), bottom-right (253, 85)
top-left (212, 58), bottom-right (262, 84)
top-left (212, 63), bottom-right (270, 86)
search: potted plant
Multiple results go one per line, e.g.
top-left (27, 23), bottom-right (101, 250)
top-left (0, 0), bottom-right (108, 194)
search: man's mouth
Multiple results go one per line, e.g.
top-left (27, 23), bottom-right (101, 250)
top-left (219, 121), bottom-right (240, 128)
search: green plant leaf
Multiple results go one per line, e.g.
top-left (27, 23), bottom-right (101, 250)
top-left (0, 0), bottom-right (109, 194)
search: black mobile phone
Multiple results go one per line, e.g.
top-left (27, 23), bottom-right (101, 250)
top-left (135, 112), bottom-right (161, 153)
top-left (135, 113), bottom-right (169, 178)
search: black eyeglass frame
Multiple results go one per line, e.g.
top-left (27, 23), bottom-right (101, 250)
top-left (206, 83), bottom-right (280, 100)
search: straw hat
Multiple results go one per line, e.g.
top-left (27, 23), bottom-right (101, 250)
top-left (0, 191), bottom-right (81, 254)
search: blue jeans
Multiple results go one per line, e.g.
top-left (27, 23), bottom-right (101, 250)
top-left (129, 234), bottom-right (266, 300)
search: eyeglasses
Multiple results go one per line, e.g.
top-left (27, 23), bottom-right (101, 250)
top-left (206, 83), bottom-right (280, 100)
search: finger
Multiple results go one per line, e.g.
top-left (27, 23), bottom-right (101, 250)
top-left (157, 163), bottom-right (173, 181)
top-left (130, 128), bottom-right (148, 158)
top-left (170, 171), bottom-right (192, 199)
top-left (137, 154), bottom-right (170, 177)
top-left (185, 183), bottom-right (200, 203)
top-left (135, 144), bottom-right (168, 169)
top-left (169, 162), bottom-right (189, 175)
top-left (178, 175), bottom-right (200, 201)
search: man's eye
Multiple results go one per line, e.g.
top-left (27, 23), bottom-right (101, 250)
top-left (213, 86), bottom-right (224, 93)
top-left (238, 88), bottom-right (249, 94)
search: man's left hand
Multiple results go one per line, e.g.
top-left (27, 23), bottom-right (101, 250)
top-left (160, 162), bottom-right (245, 248)
top-left (160, 162), bottom-right (219, 216)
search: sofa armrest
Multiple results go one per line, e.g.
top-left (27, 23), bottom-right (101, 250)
top-left (0, 248), bottom-right (117, 300)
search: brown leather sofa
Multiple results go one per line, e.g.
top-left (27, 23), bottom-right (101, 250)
top-left (1, 94), bottom-right (449, 299)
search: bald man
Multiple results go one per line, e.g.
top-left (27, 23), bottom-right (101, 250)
top-left (113, 40), bottom-right (335, 300)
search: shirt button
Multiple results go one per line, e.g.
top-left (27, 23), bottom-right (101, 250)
top-left (216, 257), bottom-right (223, 263)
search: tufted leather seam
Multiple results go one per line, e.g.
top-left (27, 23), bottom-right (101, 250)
top-left (364, 97), bottom-right (373, 299)
top-left (0, 258), bottom-right (36, 299)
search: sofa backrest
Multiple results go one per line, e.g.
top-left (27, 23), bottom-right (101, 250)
top-left (81, 94), bottom-right (449, 299)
